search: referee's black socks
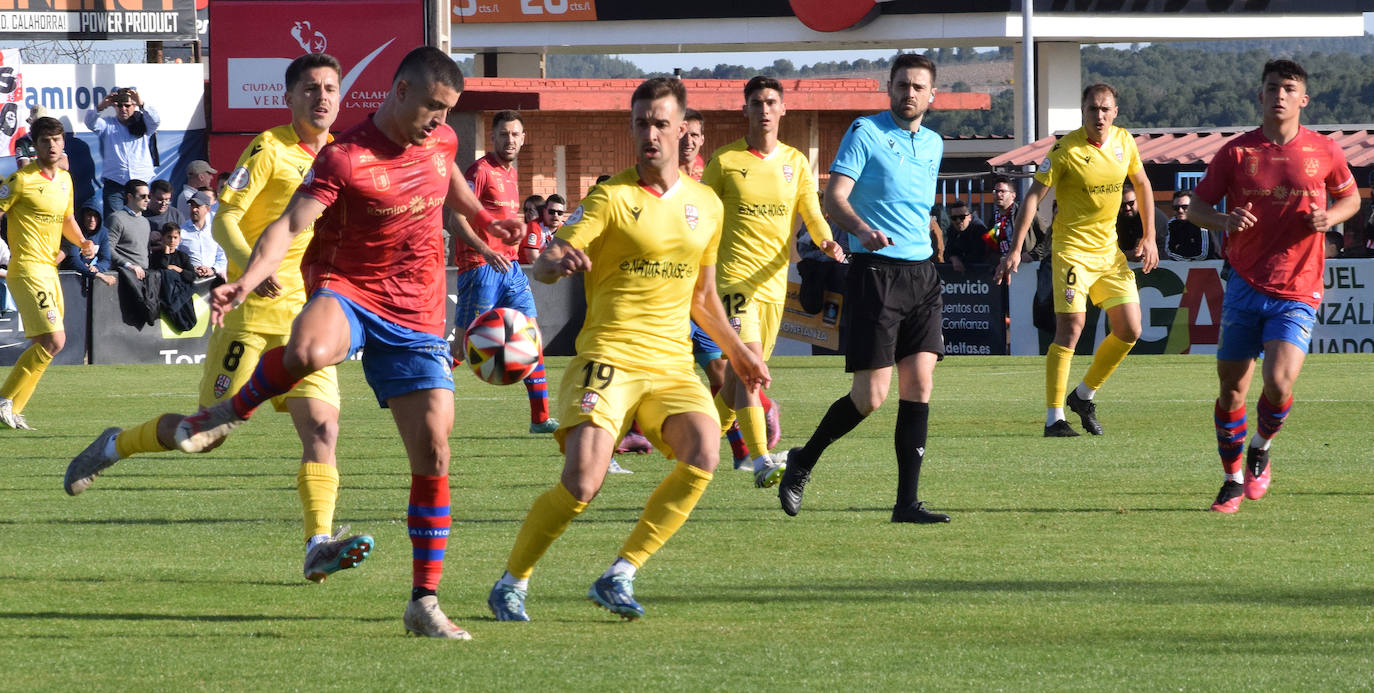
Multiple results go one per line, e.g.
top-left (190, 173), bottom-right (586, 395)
top-left (796, 395), bottom-right (868, 471)
top-left (894, 400), bottom-right (928, 508)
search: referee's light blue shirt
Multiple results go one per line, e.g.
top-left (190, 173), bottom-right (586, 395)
top-left (829, 111), bottom-right (942, 261)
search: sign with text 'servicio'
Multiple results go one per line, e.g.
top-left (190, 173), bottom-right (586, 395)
top-left (938, 264), bottom-right (1007, 356)
top-left (0, 0), bottom-right (196, 40)
top-left (209, 0), bottom-right (424, 134)
top-left (451, 0), bottom-right (596, 23)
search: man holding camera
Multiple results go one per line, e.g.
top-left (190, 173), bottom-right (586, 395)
top-left (85, 87), bottom-right (160, 219)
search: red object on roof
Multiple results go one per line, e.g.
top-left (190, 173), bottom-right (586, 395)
top-left (458, 78), bottom-right (990, 113)
top-left (989, 125), bottom-right (1374, 168)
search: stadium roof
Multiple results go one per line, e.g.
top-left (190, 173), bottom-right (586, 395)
top-left (988, 125), bottom-right (1374, 169)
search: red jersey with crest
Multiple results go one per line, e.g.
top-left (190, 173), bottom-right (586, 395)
top-left (1194, 127), bottom-right (1355, 307)
top-left (298, 118), bottom-right (456, 336)
top-left (455, 153), bottom-right (521, 272)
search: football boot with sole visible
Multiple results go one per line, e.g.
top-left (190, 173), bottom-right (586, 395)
top-left (487, 581), bottom-right (531, 622)
top-left (304, 526), bottom-right (373, 583)
top-left (588, 574), bottom-right (644, 620)
top-left (64, 427), bottom-right (123, 496)
top-left (174, 401), bottom-right (244, 453)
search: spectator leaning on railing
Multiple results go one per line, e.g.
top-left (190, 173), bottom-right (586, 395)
top-left (62, 206), bottom-right (116, 287)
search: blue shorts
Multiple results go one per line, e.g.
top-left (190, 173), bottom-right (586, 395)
top-left (454, 264), bottom-right (537, 332)
top-left (315, 288), bottom-right (454, 407)
top-left (1216, 273), bottom-right (1317, 361)
top-left (689, 320), bottom-right (722, 367)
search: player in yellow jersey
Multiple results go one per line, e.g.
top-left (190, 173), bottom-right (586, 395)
top-left (994, 83), bottom-right (1157, 436)
top-left (703, 75), bottom-right (843, 488)
top-left (486, 78), bottom-right (769, 622)
top-left (0, 117), bottom-right (95, 430)
top-left (64, 54), bottom-right (374, 584)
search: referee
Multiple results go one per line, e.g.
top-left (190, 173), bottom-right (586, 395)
top-left (778, 53), bottom-right (950, 524)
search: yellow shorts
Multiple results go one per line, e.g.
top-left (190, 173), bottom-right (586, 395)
top-left (1051, 249), bottom-right (1139, 314)
top-left (198, 326), bottom-right (340, 411)
top-left (555, 355), bottom-right (717, 460)
top-left (718, 284), bottom-right (784, 359)
top-left (8, 266), bottom-right (63, 337)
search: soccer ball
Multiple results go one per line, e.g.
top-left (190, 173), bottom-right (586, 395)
top-left (464, 307), bottom-right (542, 385)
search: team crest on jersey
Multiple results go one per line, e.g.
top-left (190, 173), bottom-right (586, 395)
top-left (227, 166), bottom-right (250, 191)
top-left (1245, 156), bottom-right (1259, 177)
top-left (1303, 158), bottom-right (1319, 178)
top-left (432, 153), bottom-right (447, 175)
top-left (214, 374), bottom-right (232, 398)
top-left (45, 309), bottom-right (57, 325)
top-left (371, 168), bottom-right (391, 191)
top-left (1113, 146), bottom-right (1124, 162)
top-left (684, 203), bottom-right (699, 230)
top-left (729, 316), bottom-right (742, 333)
top-left (1064, 288), bottom-right (1075, 303)
top-left (579, 391), bottom-right (599, 414)
top-left (782, 164), bottom-right (794, 183)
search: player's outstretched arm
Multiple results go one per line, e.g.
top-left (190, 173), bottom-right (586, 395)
top-left (994, 179), bottom-right (1049, 285)
top-left (1129, 168), bottom-right (1159, 273)
top-left (212, 193), bottom-right (325, 327)
top-left (531, 237), bottom-right (590, 284)
top-left (690, 265), bottom-right (770, 392)
top-left (824, 174), bottom-right (890, 251)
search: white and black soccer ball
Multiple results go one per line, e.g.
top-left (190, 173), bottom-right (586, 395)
top-left (464, 307), bottom-right (542, 386)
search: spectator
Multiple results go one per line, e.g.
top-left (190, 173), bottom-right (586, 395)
top-left (1165, 190), bottom-right (1214, 261)
top-left (1116, 181), bottom-right (1144, 260)
top-left (197, 185), bottom-right (218, 229)
top-left (85, 87), bottom-right (160, 219)
top-left (988, 174), bottom-right (1043, 260)
top-left (62, 206), bottom-right (117, 287)
top-left (518, 194), bottom-right (544, 263)
top-left (148, 223), bottom-right (195, 279)
top-left (538, 193), bottom-right (565, 239)
top-left (1325, 230), bottom-right (1345, 259)
top-left (176, 160), bottom-right (218, 220)
top-left (944, 199), bottom-right (991, 273)
top-left (107, 179), bottom-right (151, 279)
top-left (178, 190), bottom-right (227, 280)
top-left (143, 179), bottom-right (183, 241)
top-left (148, 223), bottom-right (198, 332)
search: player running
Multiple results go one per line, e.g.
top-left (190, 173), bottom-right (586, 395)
top-left (486, 77), bottom-right (768, 622)
top-left (995, 83), bottom-right (1157, 437)
top-left (703, 76), bottom-right (843, 488)
top-left (451, 109), bottom-right (558, 434)
top-left (63, 54), bottom-right (375, 585)
top-left (1185, 59), bottom-right (1357, 513)
top-left (0, 116), bottom-right (95, 430)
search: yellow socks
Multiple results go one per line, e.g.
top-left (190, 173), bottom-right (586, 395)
top-left (2, 342), bottom-right (53, 413)
top-left (298, 462), bottom-right (340, 540)
top-left (737, 405), bottom-right (768, 457)
top-left (713, 391), bottom-right (735, 437)
top-left (506, 482), bottom-right (588, 580)
top-left (1045, 343), bottom-right (1075, 408)
top-left (1083, 333), bottom-right (1137, 391)
top-left (114, 418), bottom-right (169, 458)
top-left (619, 461), bottom-right (713, 568)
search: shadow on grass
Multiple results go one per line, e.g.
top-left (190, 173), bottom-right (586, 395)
top-left (0, 611), bottom-right (390, 624)
top-left (804, 506), bottom-right (1201, 514)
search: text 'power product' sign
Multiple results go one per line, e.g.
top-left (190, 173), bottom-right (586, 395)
top-left (0, 0), bottom-right (196, 40)
top-left (209, 0), bottom-right (424, 134)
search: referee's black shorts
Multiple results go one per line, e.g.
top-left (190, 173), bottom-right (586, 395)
top-left (841, 253), bottom-right (945, 373)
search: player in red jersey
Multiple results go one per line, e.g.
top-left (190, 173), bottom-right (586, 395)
top-left (451, 110), bottom-right (558, 433)
top-left (174, 47), bottom-right (523, 638)
top-left (518, 194), bottom-right (546, 263)
top-left (1187, 59), bottom-right (1358, 513)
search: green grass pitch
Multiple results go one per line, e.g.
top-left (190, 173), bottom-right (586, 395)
top-left (3, 354), bottom-right (1371, 690)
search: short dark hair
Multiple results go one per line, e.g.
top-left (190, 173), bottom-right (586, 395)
top-left (29, 116), bottom-right (64, 141)
top-left (150, 179), bottom-right (174, 196)
top-left (1081, 82), bottom-right (1119, 106)
top-left (1325, 230), bottom-right (1343, 246)
top-left (393, 46), bottom-right (464, 91)
top-left (1122, 180), bottom-right (1136, 193)
top-left (1262, 59), bottom-right (1307, 85)
top-left (492, 110), bottom-right (523, 130)
top-left (991, 175), bottom-right (1014, 191)
top-left (124, 179), bottom-right (148, 196)
top-left (285, 53), bottom-right (342, 91)
top-left (947, 199), bottom-right (969, 211)
top-left (744, 75), bottom-right (783, 101)
top-left (1172, 189), bottom-right (1192, 202)
top-left (889, 53), bottom-right (937, 83)
top-left (523, 194), bottom-right (544, 208)
top-left (542, 193), bottom-right (566, 209)
top-left (683, 108), bottom-right (704, 125)
top-left (630, 77), bottom-right (686, 112)
top-left (161, 222), bottom-right (180, 234)
top-left (594, 174), bottom-right (612, 185)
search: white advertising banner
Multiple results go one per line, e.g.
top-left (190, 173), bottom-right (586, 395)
top-left (1009, 259), bottom-right (1374, 356)
top-left (16, 63), bottom-right (205, 132)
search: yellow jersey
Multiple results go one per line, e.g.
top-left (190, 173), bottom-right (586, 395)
top-left (557, 167), bottom-right (724, 373)
top-left (1033, 126), bottom-right (1142, 256)
top-left (0, 164), bottom-right (73, 271)
top-left (215, 124), bottom-right (328, 334)
top-left (703, 138), bottom-right (830, 304)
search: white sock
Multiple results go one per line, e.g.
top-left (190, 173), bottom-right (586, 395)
top-left (102, 435), bottom-right (119, 461)
top-left (1046, 408), bottom-right (1065, 426)
top-left (306, 533), bottom-right (329, 552)
top-left (1074, 382), bottom-right (1096, 401)
top-left (601, 557), bottom-right (636, 580)
top-left (1225, 471), bottom-right (1243, 483)
top-left (1250, 433), bottom-right (1272, 451)
top-left (497, 571), bottom-right (529, 591)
